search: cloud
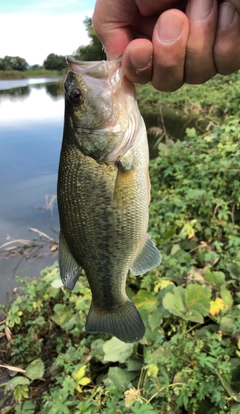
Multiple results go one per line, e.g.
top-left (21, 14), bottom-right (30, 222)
top-left (0, 12), bottom-right (92, 65)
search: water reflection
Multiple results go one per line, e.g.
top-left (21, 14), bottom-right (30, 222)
top-left (0, 77), bottom-right (61, 91)
top-left (0, 79), bottom-right (64, 104)
top-left (45, 81), bottom-right (64, 100)
top-left (0, 85), bottom-right (30, 100)
top-left (0, 79), bottom-right (63, 303)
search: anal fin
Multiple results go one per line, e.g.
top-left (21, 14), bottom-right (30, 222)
top-left (130, 234), bottom-right (161, 276)
top-left (59, 231), bottom-right (82, 290)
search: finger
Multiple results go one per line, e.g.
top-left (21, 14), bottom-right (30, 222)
top-left (122, 39), bottom-right (153, 84)
top-left (92, 0), bottom-right (138, 59)
top-left (224, 0), bottom-right (240, 13)
top-left (135, 0), bottom-right (187, 15)
top-left (184, 0), bottom-right (218, 84)
top-left (214, 2), bottom-right (240, 75)
top-left (92, 0), bottom-right (189, 60)
top-left (151, 10), bottom-right (189, 92)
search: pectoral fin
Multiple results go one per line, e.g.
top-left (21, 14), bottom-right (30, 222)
top-left (114, 156), bottom-right (135, 206)
top-left (130, 234), bottom-right (161, 276)
top-left (59, 231), bottom-right (82, 290)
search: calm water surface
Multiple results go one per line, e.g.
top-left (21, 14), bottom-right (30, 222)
top-left (0, 79), bottom-right (63, 303)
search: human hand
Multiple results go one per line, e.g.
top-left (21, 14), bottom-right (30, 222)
top-left (92, 0), bottom-right (240, 91)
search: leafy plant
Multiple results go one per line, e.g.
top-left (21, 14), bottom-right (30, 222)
top-left (2, 75), bottom-right (240, 413)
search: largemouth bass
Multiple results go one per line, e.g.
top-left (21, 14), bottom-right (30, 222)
top-left (57, 56), bottom-right (161, 343)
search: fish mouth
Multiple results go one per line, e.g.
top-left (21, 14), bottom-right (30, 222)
top-left (66, 56), bottom-right (122, 80)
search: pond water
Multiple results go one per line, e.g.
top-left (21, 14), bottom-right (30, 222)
top-left (0, 78), bottom-right (196, 304)
top-left (0, 79), bottom-right (63, 304)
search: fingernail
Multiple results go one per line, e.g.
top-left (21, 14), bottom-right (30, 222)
top-left (218, 2), bottom-right (236, 28)
top-left (130, 48), bottom-right (152, 70)
top-left (157, 11), bottom-right (184, 44)
top-left (187, 0), bottom-right (214, 20)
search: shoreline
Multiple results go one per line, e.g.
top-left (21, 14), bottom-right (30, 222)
top-left (0, 69), bottom-right (66, 80)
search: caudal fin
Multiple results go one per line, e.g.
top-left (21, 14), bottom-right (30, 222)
top-left (85, 298), bottom-right (145, 343)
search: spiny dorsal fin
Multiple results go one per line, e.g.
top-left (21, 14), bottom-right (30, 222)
top-left (130, 234), bottom-right (161, 276)
top-left (59, 231), bottom-right (82, 290)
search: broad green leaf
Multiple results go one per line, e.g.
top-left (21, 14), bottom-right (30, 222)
top-left (148, 308), bottom-right (162, 331)
top-left (185, 309), bottom-right (204, 324)
top-left (127, 359), bottom-right (143, 372)
top-left (218, 374), bottom-right (240, 402)
top-left (170, 244), bottom-right (181, 255)
top-left (51, 279), bottom-right (63, 288)
top-left (5, 376), bottom-right (30, 393)
top-left (173, 371), bottom-right (185, 383)
top-left (132, 290), bottom-right (158, 313)
top-left (231, 404), bottom-right (240, 414)
top-left (160, 228), bottom-right (175, 243)
top-left (220, 316), bottom-right (235, 335)
top-left (204, 268), bottom-right (225, 286)
top-left (186, 127), bottom-right (197, 138)
top-left (90, 339), bottom-right (105, 362)
top-left (221, 285), bottom-right (233, 309)
top-left (185, 284), bottom-right (210, 317)
top-left (103, 337), bottom-right (134, 363)
top-left (78, 377), bottom-right (91, 386)
top-left (52, 304), bottom-right (76, 330)
top-left (73, 365), bottom-right (86, 381)
top-left (162, 286), bottom-right (186, 318)
top-left (158, 143), bottom-right (169, 154)
top-left (130, 401), bottom-right (156, 413)
top-left (162, 285), bottom-right (210, 323)
top-left (26, 358), bottom-right (44, 381)
top-left (107, 367), bottom-right (133, 390)
top-left (226, 263), bottom-right (240, 280)
top-left (15, 400), bottom-right (35, 414)
top-left (195, 324), bottom-right (218, 339)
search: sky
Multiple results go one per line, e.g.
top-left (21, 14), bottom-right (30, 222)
top-left (0, 0), bottom-right (96, 66)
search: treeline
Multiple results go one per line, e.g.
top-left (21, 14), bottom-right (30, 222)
top-left (0, 54), bottom-right (67, 72)
top-left (0, 18), bottom-right (105, 73)
top-left (0, 56), bottom-right (28, 71)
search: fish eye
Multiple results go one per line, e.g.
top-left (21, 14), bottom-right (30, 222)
top-left (69, 87), bottom-right (82, 104)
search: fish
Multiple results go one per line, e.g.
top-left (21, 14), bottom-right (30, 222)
top-left (57, 56), bottom-right (161, 343)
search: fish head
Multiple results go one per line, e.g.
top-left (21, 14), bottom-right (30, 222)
top-left (64, 57), bottom-right (122, 130)
top-left (63, 57), bottom-right (140, 161)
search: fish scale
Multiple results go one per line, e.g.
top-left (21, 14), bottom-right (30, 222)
top-left (57, 57), bottom-right (161, 343)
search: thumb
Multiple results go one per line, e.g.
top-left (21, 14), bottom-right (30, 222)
top-left (92, 0), bottom-right (137, 60)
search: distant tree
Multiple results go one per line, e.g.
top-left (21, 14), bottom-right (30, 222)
top-left (0, 55), bottom-right (28, 71)
top-left (43, 53), bottom-right (67, 70)
top-left (31, 64), bottom-right (43, 70)
top-left (74, 17), bottom-right (106, 61)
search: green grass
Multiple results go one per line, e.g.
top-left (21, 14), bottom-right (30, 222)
top-left (136, 71), bottom-right (240, 119)
top-left (0, 68), bottom-right (66, 80)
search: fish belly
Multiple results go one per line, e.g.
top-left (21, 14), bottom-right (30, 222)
top-left (57, 131), bottom-right (148, 342)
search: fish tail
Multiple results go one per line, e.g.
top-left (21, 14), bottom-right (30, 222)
top-left (85, 298), bottom-right (145, 343)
